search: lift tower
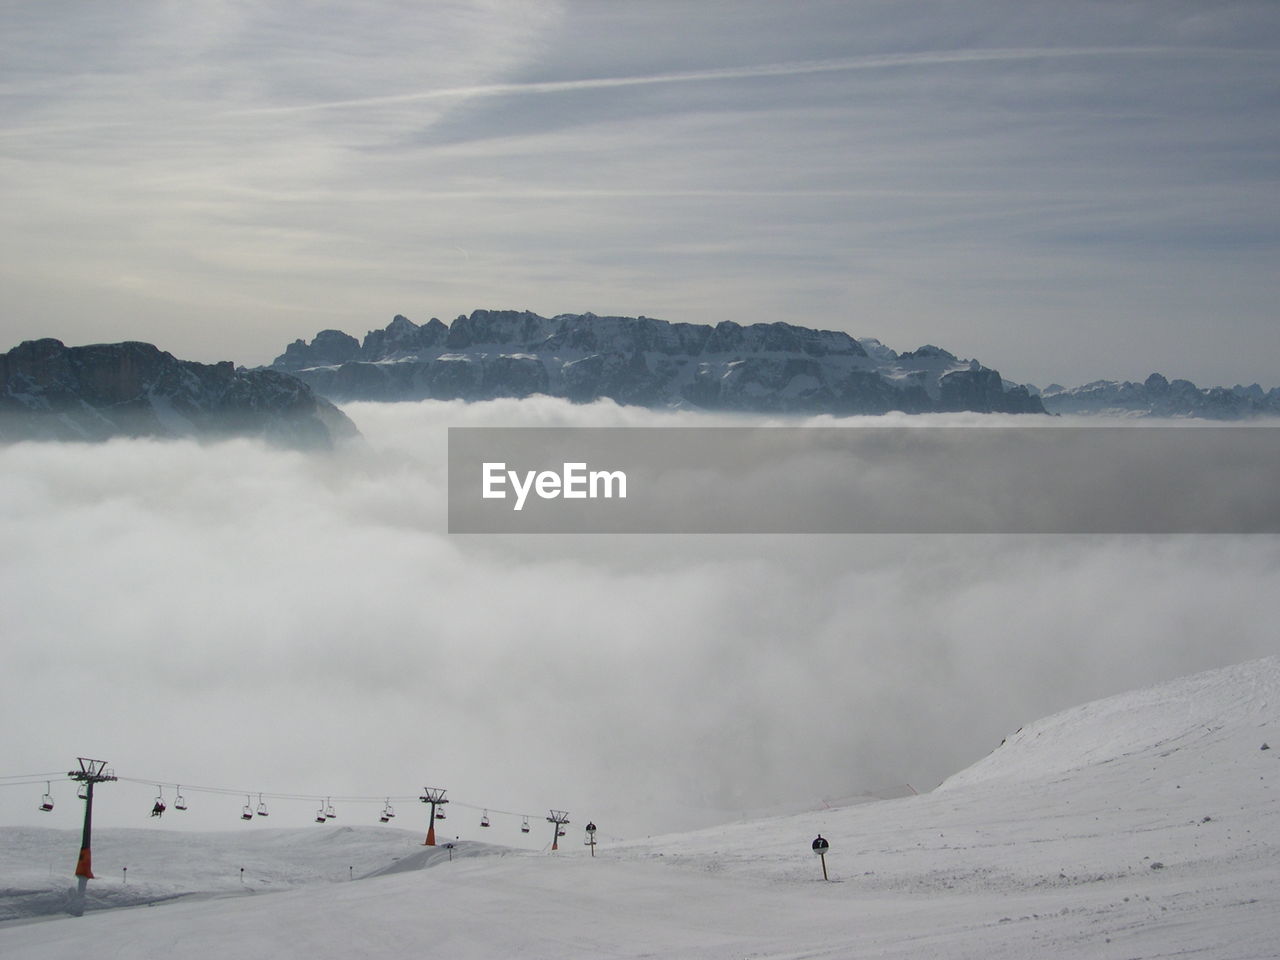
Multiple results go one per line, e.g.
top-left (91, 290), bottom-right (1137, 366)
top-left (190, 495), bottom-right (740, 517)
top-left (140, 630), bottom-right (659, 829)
top-left (67, 758), bottom-right (116, 916)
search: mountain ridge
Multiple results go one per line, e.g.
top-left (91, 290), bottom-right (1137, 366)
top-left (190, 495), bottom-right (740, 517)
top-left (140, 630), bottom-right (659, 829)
top-left (0, 338), bottom-right (357, 449)
top-left (271, 309), bottom-right (1045, 416)
top-left (1037, 371), bottom-right (1280, 419)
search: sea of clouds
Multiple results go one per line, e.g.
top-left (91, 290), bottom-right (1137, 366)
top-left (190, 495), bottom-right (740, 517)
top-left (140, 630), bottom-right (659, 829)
top-left (2, 399), bottom-right (1277, 841)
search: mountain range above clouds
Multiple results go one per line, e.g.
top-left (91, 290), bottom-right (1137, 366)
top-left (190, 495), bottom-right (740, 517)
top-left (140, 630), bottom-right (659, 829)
top-left (272, 309), bottom-right (1280, 419)
top-left (271, 309), bottom-right (1045, 416)
top-left (1037, 373), bottom-right (1280, 419)
top-left (3, 310), bottom-right (1276, 449)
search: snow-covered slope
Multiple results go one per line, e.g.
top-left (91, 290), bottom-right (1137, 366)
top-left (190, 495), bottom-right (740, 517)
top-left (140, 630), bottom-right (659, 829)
top-left (939, 656), bottom-right (1278, 791)
top-left (3, 658), bottom-right (1277, 958)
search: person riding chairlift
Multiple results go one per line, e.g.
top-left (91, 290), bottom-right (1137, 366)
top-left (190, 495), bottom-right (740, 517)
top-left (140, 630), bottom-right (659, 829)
top-left (151, 800), bottom-right (166, 817)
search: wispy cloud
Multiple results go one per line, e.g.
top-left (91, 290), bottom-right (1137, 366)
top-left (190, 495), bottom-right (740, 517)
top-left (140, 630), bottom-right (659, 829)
top-left (232, 46), bottom-right (1248, 115)
top-left (1, 2), bottom-right (1278, 386)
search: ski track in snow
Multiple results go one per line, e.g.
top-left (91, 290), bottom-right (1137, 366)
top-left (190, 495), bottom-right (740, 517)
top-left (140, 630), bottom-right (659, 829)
top-left (2, 657), bottom-right (1278, 958)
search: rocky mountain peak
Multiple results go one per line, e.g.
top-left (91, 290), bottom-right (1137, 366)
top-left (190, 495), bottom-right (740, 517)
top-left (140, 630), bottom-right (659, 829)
top-left (267, 309), bottom-right (1044, 415)
top-left (2, 338), bottom-right (356, 448)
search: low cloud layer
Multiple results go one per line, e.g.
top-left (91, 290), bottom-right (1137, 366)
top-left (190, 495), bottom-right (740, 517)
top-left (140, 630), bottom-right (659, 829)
top-left (2, 400), bottom-right (1278, 843)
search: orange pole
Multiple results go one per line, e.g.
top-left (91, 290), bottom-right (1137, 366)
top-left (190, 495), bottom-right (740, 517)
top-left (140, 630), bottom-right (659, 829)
top-left (75, 781), bottom-right (95, 879)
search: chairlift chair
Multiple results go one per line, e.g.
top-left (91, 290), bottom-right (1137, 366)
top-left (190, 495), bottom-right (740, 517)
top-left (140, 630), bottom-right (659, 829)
top-left (77, 783), bottom-right (89, 801)
top-left (315, 805), bottom-right (327, 823)
top-left (436, 809), bottom-right (446, 820)
top-left (325, 799), bottom-right (337, 819)
top-left (241, 796), bottom-right (254, 821)
top-left (256, 793), bottom-right (269, 817)
top-left (39, 783), bottom-right (54, 812)
top-left (520, 816), bottom-right (530, 834)
top-left (151, 787), bottom-right (166, 818)
top-left (379, 800), bottom-right (395, 823)
top-left (480, 810), bottom-right (491, 828)
top-left (173, 786), bottom-right (187, 811)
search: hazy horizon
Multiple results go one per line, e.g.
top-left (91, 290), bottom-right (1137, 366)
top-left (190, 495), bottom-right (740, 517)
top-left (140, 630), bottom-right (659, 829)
top-left (3, 1), bottom-right (1278, 388)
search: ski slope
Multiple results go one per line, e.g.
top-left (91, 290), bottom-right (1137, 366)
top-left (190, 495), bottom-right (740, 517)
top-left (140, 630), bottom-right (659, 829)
top-left (2, 658), bottom-right (1277, 958)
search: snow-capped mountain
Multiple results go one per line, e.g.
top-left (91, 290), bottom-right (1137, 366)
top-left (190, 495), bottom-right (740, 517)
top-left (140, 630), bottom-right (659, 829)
top-left (1039, 372), bottom-right (1280, 419)
top-left (1, 338), bottom-right (356, 449)
top-left (270, 310), bottom-right (1045, 415)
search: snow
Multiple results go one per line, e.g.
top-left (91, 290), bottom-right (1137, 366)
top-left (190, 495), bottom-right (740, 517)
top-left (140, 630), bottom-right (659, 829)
top-left (3, 658), bottom-right (1277, 958)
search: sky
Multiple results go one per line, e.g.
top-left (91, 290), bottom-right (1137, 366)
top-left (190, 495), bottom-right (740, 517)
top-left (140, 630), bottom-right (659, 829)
top-left (2, 0), bottom-right (1279, 388)
top-left (3, 400), bottom-right (1279, 840)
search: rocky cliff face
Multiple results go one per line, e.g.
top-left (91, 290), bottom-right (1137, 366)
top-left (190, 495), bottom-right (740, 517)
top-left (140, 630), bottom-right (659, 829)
top-left (272, 310), bottom-right (1045, 415)
top-left (1, 339), bottom-right (357, 448)
top-left (1039, 372), bottom-right (1280, 419)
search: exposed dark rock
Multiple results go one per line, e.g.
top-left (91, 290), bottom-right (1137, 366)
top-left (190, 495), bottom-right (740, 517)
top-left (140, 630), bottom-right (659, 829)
top-left (274, 329), bottom-right (360, 371)
top-left (1, 338), bottom-right (357, 449)
top-left (271, 310), bottom-right (1045, 416)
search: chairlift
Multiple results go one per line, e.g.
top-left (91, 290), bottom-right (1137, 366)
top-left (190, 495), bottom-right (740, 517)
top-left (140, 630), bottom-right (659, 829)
top-left (520, 816), bottom-right (530, 834)
top-left (151, 786), bottom-right (166, 818)
top-left (315, 804), bottom-right (327, 823)
top-left (77, 782), bottom-right (89, 801)
top-left (39, 782), bottom-right (54, 812)
top-left (241, 796), bottom-right (254, 821)
top-left (557, 829), bottom-right (566, 837)
top-left (436, 808), bottom-right (446, 820)
top-left (325, 798), bottom-right (337, 819)
top-left (480, 810), bottom-right (491, 828)
top-left (379, 800), bottom-right (395, 823)
top-left (256, 793), bottom-right (269, 817)
top-left (173, 786), bottom-right (187, 811)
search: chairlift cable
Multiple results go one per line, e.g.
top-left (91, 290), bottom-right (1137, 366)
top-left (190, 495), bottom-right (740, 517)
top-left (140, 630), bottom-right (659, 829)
top-left (28, 771), bottom-right (555, 831)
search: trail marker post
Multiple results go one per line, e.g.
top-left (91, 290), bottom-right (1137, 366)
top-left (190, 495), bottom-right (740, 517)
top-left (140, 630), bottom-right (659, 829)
top-left (812, 834), bottom-right (830, 881)
top-left (585, 822), bottom-right (597, 856)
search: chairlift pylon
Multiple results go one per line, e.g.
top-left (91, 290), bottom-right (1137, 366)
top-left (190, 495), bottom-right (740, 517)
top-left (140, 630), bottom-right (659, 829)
top-left (39, 782), bottom-right (54, 812)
